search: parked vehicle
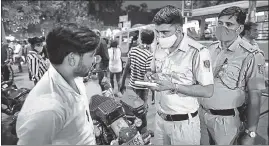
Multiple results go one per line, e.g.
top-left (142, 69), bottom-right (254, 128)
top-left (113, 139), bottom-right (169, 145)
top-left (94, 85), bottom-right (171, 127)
top-left (89, 94), bottom-right (153, 145)
top-left (86, 71), bottom-right (153, 145)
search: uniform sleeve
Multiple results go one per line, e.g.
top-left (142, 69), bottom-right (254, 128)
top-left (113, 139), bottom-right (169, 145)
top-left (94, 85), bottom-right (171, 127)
top-left (246, 53), bottom-right (266, 90)
top-left (193, 48), bottom-right (214, 86)
top-left (16, 111), bottom-right (63, 145)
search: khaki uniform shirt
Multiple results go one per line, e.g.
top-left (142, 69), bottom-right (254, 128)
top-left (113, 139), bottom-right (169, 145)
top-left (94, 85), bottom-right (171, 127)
top-left (200, 37), bottom-right (266, 109)
top-left (242, 37), bottom-right (260, 52)
top-left (156, 34), bottom-right (214, 115)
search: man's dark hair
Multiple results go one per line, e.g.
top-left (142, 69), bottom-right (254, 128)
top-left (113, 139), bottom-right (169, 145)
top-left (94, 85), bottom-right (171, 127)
top-left (218, 6), bottom-right (246, 25)
top-left (28, 37), bottom-right (43, 45)
top-left (152, 5), bottom-right (184, 26)
top-left (141, 29), bottom-right (155, 45)
top-left (110, 40), bottom-right (118, 48)
top-left (40, 36), bottom-right (45, 42)
top-left (103, 38), bottom-right (109, 44)
top-left (46, 23), bottom-right (100, 65)
top-left (241, 21), bottom-right (258, 36)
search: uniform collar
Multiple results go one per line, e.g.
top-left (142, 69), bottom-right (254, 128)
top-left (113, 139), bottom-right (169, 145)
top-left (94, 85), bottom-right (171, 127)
top-left (176, 33), bottom-right (189, 52)
top-left (217, 36), bottom-right (242, 52)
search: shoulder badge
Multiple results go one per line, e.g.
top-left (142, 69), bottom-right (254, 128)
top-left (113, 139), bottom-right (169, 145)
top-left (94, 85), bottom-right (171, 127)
top-left (204, 60), bottom-right (210, 68)
top-left (258, 64), bottom-right (264, 74)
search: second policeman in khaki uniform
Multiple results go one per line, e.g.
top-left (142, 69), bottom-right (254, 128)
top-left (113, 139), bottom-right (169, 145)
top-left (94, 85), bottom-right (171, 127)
top-left (145, 5), bottom-right (214, 145)
top-left (199, 6), bottom-right (266, 145)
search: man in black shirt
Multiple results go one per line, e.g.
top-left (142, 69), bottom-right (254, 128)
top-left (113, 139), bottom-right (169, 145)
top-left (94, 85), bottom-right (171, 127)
top-left (93, 30), bottom-right (110, 91)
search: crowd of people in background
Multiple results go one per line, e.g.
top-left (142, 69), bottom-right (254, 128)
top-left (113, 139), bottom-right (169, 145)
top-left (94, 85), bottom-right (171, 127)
top-left (1, 36), bottom-right (49, 85)
top-left (1, 4), bottom-right (267, 145)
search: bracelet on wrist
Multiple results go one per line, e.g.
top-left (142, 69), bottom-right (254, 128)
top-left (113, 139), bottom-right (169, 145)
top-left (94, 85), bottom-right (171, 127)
top-left (170, 83), bottom-right (178, 93)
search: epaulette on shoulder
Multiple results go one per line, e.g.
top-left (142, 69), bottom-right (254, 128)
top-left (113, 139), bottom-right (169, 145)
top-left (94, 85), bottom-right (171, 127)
top-left (188, 40), bottom-right (206, 51)
top-left (209, 41), bottom-right (220, 47)
top-left (258, 49), bottom-right (265, 56)
top-left (239, 40), bottom-right (256, 53)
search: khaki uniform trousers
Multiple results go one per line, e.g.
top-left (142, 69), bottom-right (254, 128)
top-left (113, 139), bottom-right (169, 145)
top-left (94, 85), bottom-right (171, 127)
top-left (154, 112), bottom-right (200, 145)
top-left (199, 107), bottom-right (241, 145)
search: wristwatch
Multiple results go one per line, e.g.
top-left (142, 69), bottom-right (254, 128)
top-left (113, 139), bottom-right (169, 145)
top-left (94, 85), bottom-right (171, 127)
top-left (245, 129), bottom-right (256, 138)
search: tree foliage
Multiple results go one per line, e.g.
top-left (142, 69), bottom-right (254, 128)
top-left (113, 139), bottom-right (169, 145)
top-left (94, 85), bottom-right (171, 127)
top-left (2, 1), bottom-right (41, 32)
top-left (2, 0), bottom-right (124, 35)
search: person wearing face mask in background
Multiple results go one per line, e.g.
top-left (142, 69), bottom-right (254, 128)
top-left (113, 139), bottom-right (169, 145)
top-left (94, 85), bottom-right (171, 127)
top-left (199, 6), bottom-right (266, 145)
top-left (26, 37), bottom-right (49, 85)
top-left (144, 5), bottom-right (214, 145)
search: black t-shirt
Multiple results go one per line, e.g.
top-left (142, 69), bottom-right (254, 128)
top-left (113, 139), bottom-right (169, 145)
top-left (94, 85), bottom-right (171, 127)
top-left (1, 45), bottom-right (8, 65)
top-left (95, 38), bottom-right (109, 62)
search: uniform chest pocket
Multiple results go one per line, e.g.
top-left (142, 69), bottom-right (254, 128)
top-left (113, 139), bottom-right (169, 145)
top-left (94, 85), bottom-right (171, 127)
top-left (219, 64), bottom-right (241, 89)
top-left (166, 64), bottom-right (192, 82)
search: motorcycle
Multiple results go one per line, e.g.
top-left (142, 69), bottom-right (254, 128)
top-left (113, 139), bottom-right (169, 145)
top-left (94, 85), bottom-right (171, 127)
top-left (89, 94), bottom-right (153, 145)
top-left (1, 80), bottom-right (30, 115)
top-left (85, 69), bottom-right (153, 145)
top-left (1, 79), bottom-right (30, 138)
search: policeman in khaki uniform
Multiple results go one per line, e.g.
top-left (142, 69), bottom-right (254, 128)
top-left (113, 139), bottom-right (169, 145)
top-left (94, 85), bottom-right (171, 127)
top-left (145, 5), bottom-right (214, 145)
top-left (199, 6), bottom-right (266, 145)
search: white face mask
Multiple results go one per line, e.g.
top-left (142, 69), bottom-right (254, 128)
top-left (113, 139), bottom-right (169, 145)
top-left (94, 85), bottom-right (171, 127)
top-left (158, 34), bottom-right (177, 49)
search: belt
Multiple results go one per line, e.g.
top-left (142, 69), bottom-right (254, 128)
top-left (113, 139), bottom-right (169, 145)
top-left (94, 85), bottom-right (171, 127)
top-left (202, 105), bottom-right (243, 116)
top-left (157, 111), bottom-right (198, 121)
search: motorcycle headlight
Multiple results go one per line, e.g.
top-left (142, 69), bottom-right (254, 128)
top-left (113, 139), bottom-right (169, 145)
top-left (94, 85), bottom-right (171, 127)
top-left (134, 118), bottom-right (142, 127)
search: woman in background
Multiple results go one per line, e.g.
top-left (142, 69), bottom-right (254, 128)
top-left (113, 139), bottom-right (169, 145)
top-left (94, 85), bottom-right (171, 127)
top-left (26, 37), bottom-right (48, 85)
top-left (108, 40), bottom-right (122, 92)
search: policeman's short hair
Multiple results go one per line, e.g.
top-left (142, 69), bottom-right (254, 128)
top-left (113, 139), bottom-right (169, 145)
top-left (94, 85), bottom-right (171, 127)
top-left (218, 6), bottom-right (246, 25)
top-left (46, 23), bottom-right (100, 65)
top-left (110, 40), bottom-right (118, 48)
top-left (141, 29), bottom-right (155, 45)
top-left (152, 5), bottom-right (184, 26)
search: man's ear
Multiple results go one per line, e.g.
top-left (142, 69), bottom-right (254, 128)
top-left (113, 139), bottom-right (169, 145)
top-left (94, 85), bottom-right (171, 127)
top-left (67, 52), bottom-right (76, 66)
top-left (176, 26), bottom-right (183, 33)
top-left (238, 25), bottom-right (245, 34)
